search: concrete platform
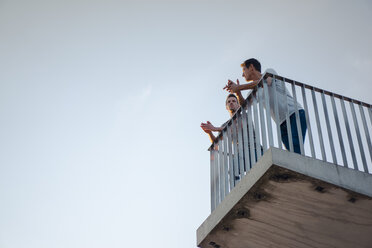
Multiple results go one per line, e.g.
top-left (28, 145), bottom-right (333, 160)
top-left (197, 148), bottom-right (372, 248)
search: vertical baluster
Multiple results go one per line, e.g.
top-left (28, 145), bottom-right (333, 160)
top-left (227, 123), bottom-right (235, 189)
top-left (331, 95), bottom-right (348, 166)
top-left (241, 104), bottom-right (251, 173)
top-left (236, 113), bottom-right (245, 178)
top-left (359, 105), bottom-right (372, 166)
top-left (291, 81), bottom-right (305, 155)
top-left (370, 107), bottom-right (372, 167)
top-left (210, 148), bottom-right (215, 211)
top-left (247, 99), bottom-right (256, 166)
top-left (284, 80), bottom-right (294, 152)
top-left (231, 118), bottom-right (240, 183)
top-left (263, 79), bottom-right (274, 147)
top-left (257, 86), bottom-right (268, 151)
top-left (350, 101), bottom-right (368, 172)
top-left (321, 91), bottom-right (337, 164)
top-left (301, 85), bottom-right (315, 158)
top-left (369, 107), bottom-right (372, 167)
top-left (272, 76), bottom-right (282, 149)
top-left (218, 138), bottom-right (225, 201)
top-left (223, 131), bottom-right (229, 195)
top-left (311, 89), bottom-right (326, 161)
top-left (253, 93), bottom-right (262, 160)
top-left (213, 148), bottom-right (220, 206)
top-left (340, 97), bottom-right (357, 169)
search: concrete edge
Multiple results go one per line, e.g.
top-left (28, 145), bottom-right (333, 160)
top-left (271, 147), bottom-right (372, 197)
top-left (197, 148), bottom-right (372, 247)
top-left (196, 148), bottom-right (274, 246)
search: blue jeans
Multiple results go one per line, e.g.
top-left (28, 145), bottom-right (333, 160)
top-left (280, 109), bottom-right (307, 154)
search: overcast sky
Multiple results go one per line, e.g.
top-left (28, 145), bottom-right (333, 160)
top-left (1, 1), bottom-right (371, 248)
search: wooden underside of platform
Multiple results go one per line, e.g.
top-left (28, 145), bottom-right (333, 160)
top-left (199, 164), bottom-right (372, 248)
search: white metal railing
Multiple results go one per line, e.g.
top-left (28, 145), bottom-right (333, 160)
top-left (209, 72), bottom-right (372, 212)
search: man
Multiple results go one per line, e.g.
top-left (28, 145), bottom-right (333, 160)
top-left (224, 58), bottom-right (307, 154)
top-left (201, 93), bottom-right (261, 179)
top-left (200, 93), bottom-right (241, 143)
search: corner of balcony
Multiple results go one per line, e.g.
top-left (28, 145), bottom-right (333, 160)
top-left (197, 147), bottom-right (372, 248)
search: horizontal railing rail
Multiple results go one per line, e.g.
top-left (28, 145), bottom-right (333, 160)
top-left (209, 72), bottom-right (372, 212)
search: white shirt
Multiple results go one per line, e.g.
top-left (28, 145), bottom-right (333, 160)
top-left (257, 69), bottom-right (303, 124)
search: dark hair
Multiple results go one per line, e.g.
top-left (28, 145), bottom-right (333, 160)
top-left (242, 58), bottom-right (261, 72)
top-left (225, 93), bottom-right (237, 105)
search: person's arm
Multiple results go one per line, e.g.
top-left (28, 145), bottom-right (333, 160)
top-left (201, 121), bottom-right (223, 132)
top-left (200, 121), bottom-right (223, 143)
top-left (205, 130), bottom-right (216, 143)
top-left (235, 90), bottom-right (245, 106)
top-left (229, 79), bottom-right (246, 106)
top-left (223, 79), bottom-right (259, 93)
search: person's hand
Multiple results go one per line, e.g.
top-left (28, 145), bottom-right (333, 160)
top-left (200, 121), bottom-right (217, 133)
top-left (223, 79), bottom-right (240, 93)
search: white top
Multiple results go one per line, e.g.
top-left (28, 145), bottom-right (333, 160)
top-left (257, 68), bottom-right (303, 124)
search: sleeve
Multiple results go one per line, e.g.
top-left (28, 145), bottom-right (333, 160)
top-left (264, 68), bottom-right (278, 76)
top-left (262, 68), bottom-right (278, 87)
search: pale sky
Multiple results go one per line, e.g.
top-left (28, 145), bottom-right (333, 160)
top-left (1, 1), bottom-right (371, 248)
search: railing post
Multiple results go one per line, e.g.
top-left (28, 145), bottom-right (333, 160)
top-left (301, 85), bottom-right (315, 158)
top-left (218, 137), bottom-right (225, 201)
top-left (321, 91), bottom-right (337, 164)
top-left (350, 101), bottom-right (368, 172)
top-left (284, 80), bottom-right (294, 153)
top-left (247, 99), bottom-right (256, 166)
top-left (331, 94), bottom-right (348, 166)
top-left (227, 124), bottom-right (235, 189)
top-left (231, 118), bottom-right (240, 183)
top-left (253, 93), bottom-right (262, 161)
top-left (272, 77), bottom-right (282, 149)
top-left (236, 113), bottom-right (245, 178)
top-left (257, 86), bottom-right (267, 151)
top-left (263, 79), bottom-right (274, 148)
top-left (214, 148), bottom-right (220, 206)
top-left (290, 81), bottom-right (304, 155)
top-left (312, 89), bottom-right (326, 161)
top-left (210, 149), bottom-right (215, 212)
top-left (222, 131), bottom-right (229, 196)
top-left (340, 97), bottom-right (357, 169)
top-left (241, 104), bottom-right (251, 173)
top-left (359, 105), bottom-right (372, 167)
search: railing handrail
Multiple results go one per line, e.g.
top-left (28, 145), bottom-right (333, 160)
top-left (267, 73), bottom-right (371, 108)
top-left (208, 72), bottom-right (371, 211)
top-left (208, 72), bottom-right (372, 151)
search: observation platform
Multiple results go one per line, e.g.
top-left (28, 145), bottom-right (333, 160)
top-left (197, 148), bottom-right (372, 248)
